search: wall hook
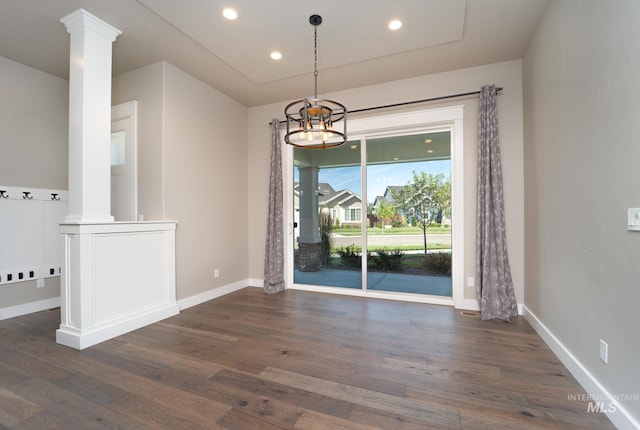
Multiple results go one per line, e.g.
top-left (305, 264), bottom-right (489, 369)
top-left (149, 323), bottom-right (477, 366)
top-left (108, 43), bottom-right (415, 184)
top-left (22, 191), bottom-right (33, 200)
top-left (51, 193), bottom-right (60, 201)
top-left (0, 190), bottom-right (8, 199)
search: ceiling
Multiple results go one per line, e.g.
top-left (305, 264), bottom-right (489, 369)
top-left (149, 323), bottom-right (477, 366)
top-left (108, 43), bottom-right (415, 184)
top-left (295, 132), bottom-right (451, 169)
top-left (0, 0), bottom-right (549, 107)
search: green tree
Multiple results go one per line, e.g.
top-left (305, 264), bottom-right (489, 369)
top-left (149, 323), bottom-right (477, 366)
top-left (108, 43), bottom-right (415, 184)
top-left (391, 171), bottom-right (451, 256)
top-left (376, 202), bottom-right (397, 233)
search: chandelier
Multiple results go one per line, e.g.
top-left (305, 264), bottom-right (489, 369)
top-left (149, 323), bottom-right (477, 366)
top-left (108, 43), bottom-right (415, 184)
top-left (284, 15), bottom-right (347, 149)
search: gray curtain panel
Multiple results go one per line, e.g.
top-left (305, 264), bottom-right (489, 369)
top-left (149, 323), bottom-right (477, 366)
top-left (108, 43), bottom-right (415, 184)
top-left (263, 120), bottom-right (285, 294)
top-left (476, 85), bottom-right (518, 321)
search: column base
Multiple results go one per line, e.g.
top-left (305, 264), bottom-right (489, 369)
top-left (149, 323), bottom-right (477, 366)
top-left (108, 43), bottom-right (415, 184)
top-left (297, 242), bottom-right (322, 272)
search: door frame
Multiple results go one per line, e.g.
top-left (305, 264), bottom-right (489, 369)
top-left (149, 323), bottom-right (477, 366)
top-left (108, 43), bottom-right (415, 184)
top-left (283, 105), bottom-right (465, 308)
top-left (111, 101), bottom-right (138, 221)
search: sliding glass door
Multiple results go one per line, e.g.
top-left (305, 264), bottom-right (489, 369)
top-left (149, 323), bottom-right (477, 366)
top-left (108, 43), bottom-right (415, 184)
top-left (366, 133), bottom-right (452, 297)
top-left (286, 107), bottom-right (464, 305)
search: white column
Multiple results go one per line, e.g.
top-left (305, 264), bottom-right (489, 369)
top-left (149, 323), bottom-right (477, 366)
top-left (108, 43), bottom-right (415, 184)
top-left (60, 9), bottom-right (121, 223)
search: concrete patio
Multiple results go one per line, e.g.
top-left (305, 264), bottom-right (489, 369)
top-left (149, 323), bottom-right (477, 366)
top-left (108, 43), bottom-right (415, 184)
top-left (294, 269), bottom-right (452, 297)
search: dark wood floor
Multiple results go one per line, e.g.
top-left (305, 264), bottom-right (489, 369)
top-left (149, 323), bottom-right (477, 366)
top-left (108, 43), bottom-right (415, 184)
top-left (0, 288), bottom-right (614, 429)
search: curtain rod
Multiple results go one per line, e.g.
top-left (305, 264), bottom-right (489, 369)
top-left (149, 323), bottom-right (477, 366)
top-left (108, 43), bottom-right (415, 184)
top-left (268, 87), bottom-right (503, 125)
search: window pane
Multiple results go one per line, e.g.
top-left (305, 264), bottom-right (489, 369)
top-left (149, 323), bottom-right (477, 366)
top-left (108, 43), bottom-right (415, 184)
top-left (366, 132), bottom-right (452, 297)
top-left (110, 130), bottom-right (126, 166)
top-left (293, 143), bottom-right (362, 289)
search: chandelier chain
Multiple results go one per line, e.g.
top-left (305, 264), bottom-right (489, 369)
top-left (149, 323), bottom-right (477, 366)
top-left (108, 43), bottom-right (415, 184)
top-left (313, 24), bottom-right (318, 97)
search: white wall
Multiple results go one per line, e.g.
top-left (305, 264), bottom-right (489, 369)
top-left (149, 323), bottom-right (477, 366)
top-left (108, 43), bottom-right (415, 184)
top-left (523, 0), bottom-right (640, 424)
top-left (0, 56), bottom-right (68, 312)
top-left (248, 60), bottom-right (524, 304)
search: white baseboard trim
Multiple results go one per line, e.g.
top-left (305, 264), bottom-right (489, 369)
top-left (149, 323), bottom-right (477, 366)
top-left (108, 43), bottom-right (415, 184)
top-left (523, 305), bottom-right (640, 430)
top-left (248, 278), bottom-right (264, 288)
top-left (456, 300), bottom-right (524, 316)
top-left (178, 279), bottom-right (259, 310)
top-left (457, 298), bottom-right (480, 311)
top-left (0, 296), bottom-right (61, 320)
top-left (56, 303), bottom-right (179, 350)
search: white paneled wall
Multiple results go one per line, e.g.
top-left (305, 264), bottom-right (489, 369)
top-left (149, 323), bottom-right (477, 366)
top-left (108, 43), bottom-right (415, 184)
top-left (0, 186), bottom-right (67, 286)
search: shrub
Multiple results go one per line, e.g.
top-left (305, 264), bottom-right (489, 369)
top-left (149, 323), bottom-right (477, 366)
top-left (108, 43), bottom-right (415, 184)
top-left (391, 214), bottom-right (406, 228)
top-left (423, 252), bottom-right (452, 275)
top-left (337, 244), bottom-right (361, 268)
top-left (370, 248), bottom-right (404, 271)
top-left (319, 212), bottom-right (334, 266)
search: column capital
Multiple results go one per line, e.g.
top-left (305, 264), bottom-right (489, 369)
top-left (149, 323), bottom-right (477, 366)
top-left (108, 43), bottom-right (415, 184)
top-left (61, 8), bottom-right (122, 41)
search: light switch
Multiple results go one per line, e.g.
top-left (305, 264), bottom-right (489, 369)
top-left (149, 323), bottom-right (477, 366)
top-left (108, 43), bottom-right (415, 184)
top-left (628, 208), bottom-right (640, 231)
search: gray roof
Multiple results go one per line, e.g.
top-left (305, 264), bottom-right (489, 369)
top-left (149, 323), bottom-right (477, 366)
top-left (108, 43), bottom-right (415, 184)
top-left (294, 182), bottom-right (361, 206)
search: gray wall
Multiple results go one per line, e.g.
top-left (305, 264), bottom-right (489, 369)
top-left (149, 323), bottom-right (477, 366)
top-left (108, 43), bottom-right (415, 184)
top-left (0, 56), bottom-right (68, 189)
top-left (0, 56), bottom-right (68, 310)
top-left (523, 0), bottom-right (640, 420)
top-left (248, 60), bottom-right (525, 305)
top-left (113, 61), bottom-right (249, 302)
top-left (3, 58), bottom-right (249, 312)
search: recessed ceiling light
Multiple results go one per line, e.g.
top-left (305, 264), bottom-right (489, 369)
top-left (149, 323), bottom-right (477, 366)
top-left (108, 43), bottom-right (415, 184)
top-left (222, 8), bottom-right (238, 20)
top-left (424, 138), bottom-right (432, 143)
top-left (427, 149), bottom-right (434, 154)
top-left (270, 51), bottom-right (282, 60)
top-left (393, 157), bottom-right (399, 161)
top-left (388, 19), bottom-right (402, 31)
top-left (350, 144), bottom-right (358, 149)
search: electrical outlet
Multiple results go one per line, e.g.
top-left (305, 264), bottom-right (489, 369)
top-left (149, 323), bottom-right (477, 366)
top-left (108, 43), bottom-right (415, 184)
top-left (467, 277), bottom-right (475, 287)
top-left (599, 339), bottom-right (608, 363)
top-left (37, 278), bottom-right (45, 288)
top-left (214, 269), bottom-right (220, 278)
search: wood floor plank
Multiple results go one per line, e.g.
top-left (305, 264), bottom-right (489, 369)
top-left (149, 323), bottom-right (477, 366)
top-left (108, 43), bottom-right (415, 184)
top-left (52, 372), bottom-right (127, 406)
top-left (210, 368), bottom-right (354, 421)
top-left (348, 403), bottom-right (459, 430)
top-left (294, 409), bottom-right (381, 430)
top-left (258, 366), bottom-right (461, 427)
top-left (0, 387), bottom-right (42, 427)
top-left (109, 392), bottom-right (224, 430)
top-left (7, 376), bottom-right (144, 429)
top-left (0, 288), bottom-right (617, 429)
top-left (214, 407), bottom-right (296, 430)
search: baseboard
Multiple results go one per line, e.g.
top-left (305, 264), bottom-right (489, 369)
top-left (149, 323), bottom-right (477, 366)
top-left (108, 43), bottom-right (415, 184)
top-left (456, 299), bottom-right (523, 315)
top-left (178, 279), bottom-right (259, 310)
top-left (457, 298), bottom-right (480, 311)
top-left (524, 305), bottom-right (640, 430)
top-left (56, 303), bottom-right (179, 350)
top-left (0, 296), bottom-right (61, 320)
top-left (248, 278), bottom-right (264, 288)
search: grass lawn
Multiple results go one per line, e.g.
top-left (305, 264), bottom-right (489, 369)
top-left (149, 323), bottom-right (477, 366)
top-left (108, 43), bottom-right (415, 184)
top-left (335, 225), bottom-right (451, 236)
top-left (331, 243), bottom-right (450, 254)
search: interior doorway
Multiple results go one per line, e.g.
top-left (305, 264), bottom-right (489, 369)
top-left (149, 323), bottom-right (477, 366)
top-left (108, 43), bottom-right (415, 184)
top-left (110, 101), bottom-right (138, 221)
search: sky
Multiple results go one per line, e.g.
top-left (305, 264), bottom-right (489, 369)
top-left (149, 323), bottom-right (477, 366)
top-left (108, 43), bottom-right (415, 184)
top-left (314, 159), bottom-right (451, 203)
